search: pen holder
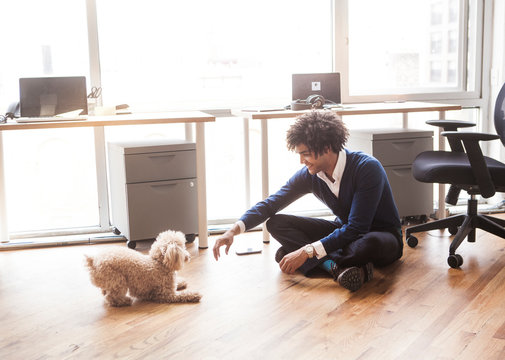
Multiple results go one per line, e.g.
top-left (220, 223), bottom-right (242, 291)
top-left (87, 98), bottom-right (97, 116)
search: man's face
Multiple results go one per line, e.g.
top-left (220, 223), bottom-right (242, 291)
top-left (294, 144), bottom-right (330, 175)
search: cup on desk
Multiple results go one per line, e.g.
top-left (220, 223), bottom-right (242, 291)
top-left (94, 106), bottom-right (116, 116)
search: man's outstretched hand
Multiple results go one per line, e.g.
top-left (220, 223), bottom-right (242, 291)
top-left (213, 232), bottom-right (234, 261)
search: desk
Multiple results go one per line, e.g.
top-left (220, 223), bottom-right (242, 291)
top-left (236, 102), bottom-right (462, 243)
top-left (0, 111), bottom-right (215, 248)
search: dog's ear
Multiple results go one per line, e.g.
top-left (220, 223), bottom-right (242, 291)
top-left (164, 243), bottom-right (187, 271)
top-left (149, 239), bottom-right (166, 263)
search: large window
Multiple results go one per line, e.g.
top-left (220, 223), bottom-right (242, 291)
top-left (95, 0), bottom-right (334, 111)
top-left (0, 0), bottom-right (488, 240)
top-left (0, 0), bottom-right (98, 234)
top-left (340, 0), bottom-right (481, 101)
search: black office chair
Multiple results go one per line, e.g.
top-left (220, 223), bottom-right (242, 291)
top-left (405, 82), bottom-right (505, 268)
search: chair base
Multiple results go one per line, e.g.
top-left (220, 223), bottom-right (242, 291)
top-left (405, 198), bottom-right (505, 268)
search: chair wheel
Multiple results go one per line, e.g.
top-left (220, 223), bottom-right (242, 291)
top-left (447, 254), bottom-right (463, 268)
top-left (127, 240), bottom-right (136, 249)
top-left (185, 234), bottom-right (196, 243)
top-left (112, 227), bottom-right (121, 235)
top-left (406, 235), bottom-right (418, 248)
top-left (448, 226), bottom-right (458, 235)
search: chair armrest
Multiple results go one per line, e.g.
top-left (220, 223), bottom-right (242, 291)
top-left (441, 131), bottom-right (500, 141)
top-left (430, 121), bottom-right (476, 152)
top-left (426, 120), bottom-right (476, 130)
top-left (441, 131), bottom-right (498, 198)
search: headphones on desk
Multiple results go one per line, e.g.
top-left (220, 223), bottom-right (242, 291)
top-left (291, 95), bottom-right (325, 111)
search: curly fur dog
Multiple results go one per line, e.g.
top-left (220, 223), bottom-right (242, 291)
top-left (84, 230), bottom-right (202, 307)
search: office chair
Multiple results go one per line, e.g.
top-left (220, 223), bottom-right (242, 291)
top-left (405, 82), bottom-right (505, 268)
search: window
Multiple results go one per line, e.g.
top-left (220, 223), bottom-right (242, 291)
top-left (0, 0), bottom-right (98, 234)
top-left (344, 0), bottom-right (479, 99)
top-left (0, 0), bottom-right (488, 239)
top-left (95, 0), bottom-right (334, 111)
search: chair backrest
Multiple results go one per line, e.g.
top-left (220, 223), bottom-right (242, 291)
top-left (495, 82), bottom-right (505, 147)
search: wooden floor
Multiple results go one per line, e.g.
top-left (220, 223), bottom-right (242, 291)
top-left (2, 215), bottom-right (505, 360)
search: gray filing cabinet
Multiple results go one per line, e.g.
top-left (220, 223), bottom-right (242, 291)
top-left (347, 129), bottom-right (434, 219)
top-left (108, 139), bottom-right (198, 249)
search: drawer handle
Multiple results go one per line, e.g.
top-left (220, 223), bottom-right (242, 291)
top-left (391, 140), bottom-right (415, 151)
top-left (391, 168), bottom-right (412, 177)
top-left (150, 183), bottom-right (178, 192)
top-left (148, 154), bottom-right (176, 164)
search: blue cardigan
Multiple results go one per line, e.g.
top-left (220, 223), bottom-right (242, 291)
top-left (239, 149), bottom-right (401, 254)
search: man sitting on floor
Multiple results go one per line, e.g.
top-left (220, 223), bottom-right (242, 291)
top-left (213, 110), bottom-right (403, 291)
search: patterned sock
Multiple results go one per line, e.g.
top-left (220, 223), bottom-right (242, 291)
top-left (319, 259), bottom-right (337, 276)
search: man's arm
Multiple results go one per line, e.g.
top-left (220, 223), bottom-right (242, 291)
top-left (213, 168), bottom-right (311, 261)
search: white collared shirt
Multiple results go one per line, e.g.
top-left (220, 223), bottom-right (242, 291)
top-left (312, 149), bottom-right (346, 258)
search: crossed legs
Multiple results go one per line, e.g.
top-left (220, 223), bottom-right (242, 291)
top-left (266, 214), bottom-right (402, 277)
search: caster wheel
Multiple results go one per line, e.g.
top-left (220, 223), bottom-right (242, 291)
top-left (406, 235), bottom-right (418, 248)
top-left (113, 227), bottom-right (121, 236)
top-left (447, 254), bottom-right (463, 268)
top-left (448, 226), bottom-right (458, 235)
top-left (127, 240), bottom-right (136, 249)
top-left (185, 234), bottom-right (196, 243)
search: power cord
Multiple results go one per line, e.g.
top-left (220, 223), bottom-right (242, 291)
top-left (1, 111), bottom-right (17, 124)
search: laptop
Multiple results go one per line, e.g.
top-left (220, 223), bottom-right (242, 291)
top-left (17, 76), bottom-right (88, 122)
top-left (292, 72), bottom-right (341, 106)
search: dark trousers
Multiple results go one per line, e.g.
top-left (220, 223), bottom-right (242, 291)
top-left (266, 214), bottom-right (403, 275)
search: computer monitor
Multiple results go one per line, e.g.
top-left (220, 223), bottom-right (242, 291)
top-left (292, 72), bottom-right (341, 105)
top-left (19, 76), bottom-right (88, 117)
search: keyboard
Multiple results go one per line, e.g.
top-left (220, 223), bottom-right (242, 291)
top-left (16, 116), bottom-right (87, 123)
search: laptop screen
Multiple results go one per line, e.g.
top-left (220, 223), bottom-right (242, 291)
top-left (292, 72), bottom-right (341, 105)
top-left (19, 76), bottom-right (88, 117)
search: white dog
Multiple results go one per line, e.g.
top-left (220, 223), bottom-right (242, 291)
top-left (85, 230), bottom-right (202, 307)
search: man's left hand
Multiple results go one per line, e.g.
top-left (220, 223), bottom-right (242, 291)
top-left (279, 248), bottom-right (309, 274)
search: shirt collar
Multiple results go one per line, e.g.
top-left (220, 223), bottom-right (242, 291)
top-left (317, 149), bottom-right (346, 184)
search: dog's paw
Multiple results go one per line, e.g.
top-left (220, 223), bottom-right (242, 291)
top-left (186, 292), bottom-right (202, 303)
top-left (176, 280), bottom-right (188, 290)
top-left (106, 296), bottom-right (133, 307)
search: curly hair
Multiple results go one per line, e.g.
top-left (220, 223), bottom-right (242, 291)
top-left (286, 110), bottom-right (349, 157)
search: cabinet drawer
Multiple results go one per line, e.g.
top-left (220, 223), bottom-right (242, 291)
top-left (126, 179), bottom-right (198, 240)
top-left (373, 137), bottom-right (432, 166)
top-left (124, 150), bottom-right (196, 183)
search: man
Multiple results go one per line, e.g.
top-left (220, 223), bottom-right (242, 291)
top-left (213, 110), bottom-right (403, 291)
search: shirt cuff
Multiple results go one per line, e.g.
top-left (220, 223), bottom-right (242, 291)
top-left (235, 221), bottom-right (246, 234)
top-left (312, 240), bottom-right (327, 259)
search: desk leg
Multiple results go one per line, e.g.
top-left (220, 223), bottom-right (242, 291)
top-left (0, 131), bottom-right (9, 243)
top-left (436, 110), bottom-right (447, 219)
top-left (402, 112), bottom-right (408, 129)
top-left (195, 122), bottom-right (209, 249)
top-left (243, 117), bottom-right (251, 209)
top-left (261, 119), bottom-right (270, 243)
top-left (94, 126), bottom-right (111, 231)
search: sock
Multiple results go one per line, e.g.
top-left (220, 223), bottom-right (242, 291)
top-left (319, 259), bottom-right (338, 278)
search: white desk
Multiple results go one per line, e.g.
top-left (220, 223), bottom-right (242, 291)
top-left (236, 102), bottom-right (462, 243)
top-left (0, 111), bottom-right (215, 249)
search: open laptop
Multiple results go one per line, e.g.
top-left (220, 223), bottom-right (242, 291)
top-left (292, 72), bottom-right (341, 106)
top-left (17, 76), bottom-right (88, 123)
